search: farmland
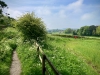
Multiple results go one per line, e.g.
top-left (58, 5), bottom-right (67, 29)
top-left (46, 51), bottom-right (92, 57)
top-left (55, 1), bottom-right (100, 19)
top-left (42, 35), bottom-right (100, 75)
top-left (0, 27), bottom-right (100, 75)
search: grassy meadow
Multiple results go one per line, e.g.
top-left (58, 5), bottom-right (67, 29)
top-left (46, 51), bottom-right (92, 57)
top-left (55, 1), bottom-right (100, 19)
top-left (65, 37), bottom-right (100, 74)
top-left (43, 35), bottom-right (100, 75)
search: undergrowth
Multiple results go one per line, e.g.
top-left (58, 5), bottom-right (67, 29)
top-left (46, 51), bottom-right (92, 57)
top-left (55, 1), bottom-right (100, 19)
top-left (17, 42), bottom-right (42, 75)
top-left (0, 27), bottom-right (18, 75)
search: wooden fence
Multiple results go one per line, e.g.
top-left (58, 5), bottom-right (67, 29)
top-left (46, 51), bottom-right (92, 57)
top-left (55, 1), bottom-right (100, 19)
top-left (35, 42), bottom-right (61, 75)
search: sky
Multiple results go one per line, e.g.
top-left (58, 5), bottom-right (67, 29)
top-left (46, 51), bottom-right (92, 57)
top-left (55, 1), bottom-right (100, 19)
top-left (3, 0), bottom-right (100, 29)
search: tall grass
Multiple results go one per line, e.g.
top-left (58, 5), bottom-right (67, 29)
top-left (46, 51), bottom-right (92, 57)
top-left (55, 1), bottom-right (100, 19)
top-left (0, 27), bottom-right (43, 75)
top-left (0, 27), bottom-right (18, 75)
top-left (65, 38), bottom-right (100, 73)
top-left (17, 42), bottom-right (42, 75)
top-left (42, 35), bottom-right (98, 75)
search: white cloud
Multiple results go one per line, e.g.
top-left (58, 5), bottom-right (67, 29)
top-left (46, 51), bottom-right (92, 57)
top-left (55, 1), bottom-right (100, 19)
top-left (67, 0), bottom-right (83, 13)
top-left (34, 7), bottom-right (51, 16)
top-left (81, 12), bottom-right (98, 20)
top-left (7, 0), bottom-right (84, 19)
top-left (58, 10), bottom-right (67, 18)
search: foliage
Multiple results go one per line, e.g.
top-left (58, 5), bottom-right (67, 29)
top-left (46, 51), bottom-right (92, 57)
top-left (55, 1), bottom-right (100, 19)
top-left (0, 0), bottom-right (7, 16)
top-left (0, 27), bottom-right (18, 75)
top-left (0, 43), bottom-right (12, 75)
top-left (16, 12), bottom-right (47, 42)
top-left (73, 30), bottom-right (78, 35)
top-left (89, 25), bottom-right (97, 36)
top-left (17, 42), bottom-right (42, 75)
top-left (0, 0), bottom-right (14, 29)
top-left (96, 26), bottom-right (100, 36)
top-left (0, 15), bottom-right (14, 30)
top-left (10, 20), bottom-right (17, 27)
top-left (64, 28), bottom-right (73, 34)
top-left (77, 25), bottom-right (99, 36)
top-left (0, 16), bottom-right (10, 25)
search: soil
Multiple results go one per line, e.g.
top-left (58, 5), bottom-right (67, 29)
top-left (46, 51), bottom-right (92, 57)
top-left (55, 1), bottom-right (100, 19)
top-left (10, 51), bottom-right (21, 75)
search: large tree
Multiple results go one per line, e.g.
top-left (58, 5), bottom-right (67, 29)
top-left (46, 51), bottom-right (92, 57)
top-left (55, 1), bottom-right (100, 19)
top-left (0, 0), bottom-right (7, 15)
top-left (0, 0), bottom-right (9, 26)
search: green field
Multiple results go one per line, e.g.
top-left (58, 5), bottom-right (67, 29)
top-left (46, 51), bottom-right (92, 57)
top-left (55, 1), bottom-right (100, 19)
top-left (65, 38), bottom-right (100, 67)
top-left (0, 27), bottom-right (100, 75)
top-left (42, 35), bottom-right (100, 75)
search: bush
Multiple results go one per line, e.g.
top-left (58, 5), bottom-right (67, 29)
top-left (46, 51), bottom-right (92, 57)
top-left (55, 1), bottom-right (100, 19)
top-left (16, 12), bottom-right (47, 42)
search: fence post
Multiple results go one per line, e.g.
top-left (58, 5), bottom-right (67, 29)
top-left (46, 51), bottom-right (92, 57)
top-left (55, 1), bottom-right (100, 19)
top-left (42, 55), bottom-right (46, 75)
top-left (37, 46), bottom-right (39, 57)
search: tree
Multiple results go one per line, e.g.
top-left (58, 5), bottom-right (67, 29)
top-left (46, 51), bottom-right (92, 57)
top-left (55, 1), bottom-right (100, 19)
top-left (89, 25), bottom-right (96, 36)
top-left (77, 27), bottom-right (84, 35)
top-left (73, 30), bottom-right (77, 35)
top-left (0, 0), bottom-right (10, 26)
top-left (82, 26), bottom-right (90, 36)
top-left (96, 26), bottom-right (100, 36)
top-left (0, 0), bottom-right (7, 15)
top-left (0, 15), bottom-right (14, 26)
top-left (16, 12), bottom-right (47, 42)
top-left (77, 25), bottom-right (97, 36)
top-left (65, 28), bottom-right (73, 34)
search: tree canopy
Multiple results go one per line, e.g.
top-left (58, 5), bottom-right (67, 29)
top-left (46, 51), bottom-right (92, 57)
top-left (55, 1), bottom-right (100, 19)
top-left (0, 0), bottom-right (7, 15)
top-left (76, 25), bottom-right (100, 36)
top-left (64, 25), bottom-right (100, 37)
top-left (96, 26), bottom-right (100, 36)
top-left (16, 12), bottom-right (47, 42)
top-left (0, 0), bottom-right (11, 30)
top-left (65, 28), bottom-right (73, 34)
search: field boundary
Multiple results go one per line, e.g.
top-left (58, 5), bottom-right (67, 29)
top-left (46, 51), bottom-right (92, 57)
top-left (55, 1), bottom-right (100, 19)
top-left (51, 34), bottom-right (100, 40)
top-left (35, 42), bottom-right (61, 75)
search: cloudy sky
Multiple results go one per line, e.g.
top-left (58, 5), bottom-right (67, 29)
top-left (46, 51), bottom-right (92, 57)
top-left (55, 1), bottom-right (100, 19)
top-left (3, 0), bottom-right (100, 29)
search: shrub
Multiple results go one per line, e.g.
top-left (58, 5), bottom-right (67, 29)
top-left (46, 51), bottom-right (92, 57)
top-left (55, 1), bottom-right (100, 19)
top-left (16, 12), bottom-right (47, 42)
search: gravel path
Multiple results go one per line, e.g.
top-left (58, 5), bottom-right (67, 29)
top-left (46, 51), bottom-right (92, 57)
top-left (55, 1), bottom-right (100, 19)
top-left (10, 51), bottom-right (21, 75)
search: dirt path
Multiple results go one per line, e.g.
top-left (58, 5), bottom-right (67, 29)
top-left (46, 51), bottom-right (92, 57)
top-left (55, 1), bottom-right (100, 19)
top-left (10, 51), bottom-right (21, 75)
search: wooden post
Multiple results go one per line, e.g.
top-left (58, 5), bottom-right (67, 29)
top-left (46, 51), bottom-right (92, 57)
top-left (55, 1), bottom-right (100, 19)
top-left (42, 55), bottom-right (46, 75)
top-left (36, 42), bottom-right (61, 75)
top-left (45, 56), bottom-right (61, 75)
top-left (37, 46), bottom-right (39, 57)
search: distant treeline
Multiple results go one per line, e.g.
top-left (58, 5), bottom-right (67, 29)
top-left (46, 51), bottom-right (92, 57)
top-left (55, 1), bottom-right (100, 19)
top-left (48, 25), bottom-right (100, 36)
top-left (73, 25), bottom-right (100, 36)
